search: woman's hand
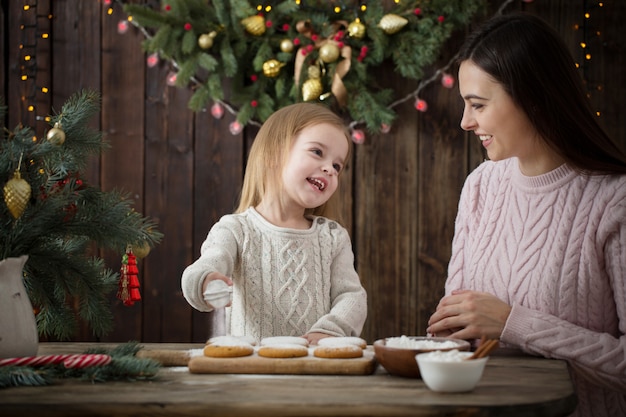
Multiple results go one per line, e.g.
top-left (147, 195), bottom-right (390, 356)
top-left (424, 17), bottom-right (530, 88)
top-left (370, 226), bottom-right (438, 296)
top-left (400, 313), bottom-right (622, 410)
top-left (426, 290), bottom-right (512, 340)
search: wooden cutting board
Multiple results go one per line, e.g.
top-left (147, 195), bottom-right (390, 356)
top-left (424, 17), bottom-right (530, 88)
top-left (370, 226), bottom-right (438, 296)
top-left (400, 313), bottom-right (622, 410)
top-left (188, 346), bottom-right (377, 375)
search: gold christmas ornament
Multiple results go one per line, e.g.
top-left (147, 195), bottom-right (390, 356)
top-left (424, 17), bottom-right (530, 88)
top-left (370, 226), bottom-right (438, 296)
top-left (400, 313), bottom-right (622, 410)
top-left (132, 241), bottom-right (151, 259)
top-left (198, 31), bottom-right (217, 49)
top-left (319, 42), bottom-right (340, 64)
top-left (302, 66), bottom-right (323, 101)
top-left (242, 15), bottom-right (266, 36)
top-left (378, 14), bottom-right (408, 35)
top-left (46, 122), bottom-right (66, 145)
top-left (347, 19), bottom-right (366, 39)
top-left (3, 169), bottom-right (31, 219)
top-left (262, 59), bottom-right (285, 78)
top-left (302, 79), bottom-right (323, 101)
top-left (280, 38), bottom-right (294, 53)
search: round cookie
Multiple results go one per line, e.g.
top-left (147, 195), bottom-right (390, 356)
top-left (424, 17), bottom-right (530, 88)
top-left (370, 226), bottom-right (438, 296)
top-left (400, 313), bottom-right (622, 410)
top-left (203, 341), bottom-right (254, 358)
top-left (208, 335), bottom-right (257, 346)
top-left (260, 336), bottom-right (309, 347)
top-left (313, 344), bottom-right (364, 359)
top-left (318, 336), bottom-right (367, 349)
top-left (257, 344), bottom-right (309, 358)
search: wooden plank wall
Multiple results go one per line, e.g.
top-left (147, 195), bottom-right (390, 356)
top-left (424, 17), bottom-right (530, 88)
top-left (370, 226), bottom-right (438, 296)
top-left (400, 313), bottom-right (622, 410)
top-left (1, 0), bottom-right (624, 343)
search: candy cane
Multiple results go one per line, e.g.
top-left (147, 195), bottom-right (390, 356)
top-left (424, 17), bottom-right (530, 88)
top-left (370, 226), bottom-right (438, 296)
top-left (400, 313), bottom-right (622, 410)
top-left (0, 353), bottom-right (111, 368)
top-left (63, 353), bottom-right (111, 368)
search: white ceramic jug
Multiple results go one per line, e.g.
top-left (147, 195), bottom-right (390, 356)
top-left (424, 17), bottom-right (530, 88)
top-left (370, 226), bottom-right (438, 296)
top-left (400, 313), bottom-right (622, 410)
top-left (0, 255), bottom-right (39, 358)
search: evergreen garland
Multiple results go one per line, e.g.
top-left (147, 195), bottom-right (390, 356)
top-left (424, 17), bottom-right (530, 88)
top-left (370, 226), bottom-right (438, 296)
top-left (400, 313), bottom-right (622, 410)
top-left (0, 342), bottom-right (161, 388)
top-left (1, 90), bottom-right (163, 340)
top-left (123, 0), bottom-right (488, 133)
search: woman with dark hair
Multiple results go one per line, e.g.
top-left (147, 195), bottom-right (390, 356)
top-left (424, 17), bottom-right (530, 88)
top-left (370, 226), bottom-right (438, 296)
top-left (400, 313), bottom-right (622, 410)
top-left (427, 12), bottom-right (626, 417)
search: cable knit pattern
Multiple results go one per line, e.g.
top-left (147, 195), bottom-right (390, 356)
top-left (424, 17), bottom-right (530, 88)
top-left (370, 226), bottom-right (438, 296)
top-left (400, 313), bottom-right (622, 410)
top-left (181, 208), bottom-right (367, 341)
top-left (445, 158), bottom-right (626, 417)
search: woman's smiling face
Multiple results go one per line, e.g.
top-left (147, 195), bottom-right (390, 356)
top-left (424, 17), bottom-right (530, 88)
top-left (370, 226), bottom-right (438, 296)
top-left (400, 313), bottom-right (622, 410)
top-left (458, 60), bottom-right (540, 164)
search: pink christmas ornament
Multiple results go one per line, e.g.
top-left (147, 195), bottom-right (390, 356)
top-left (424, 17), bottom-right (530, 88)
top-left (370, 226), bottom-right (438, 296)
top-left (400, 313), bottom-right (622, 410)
top-left (166, 71), bottom-right (177, 86)
top-left (351, 129), bottom-right (365, 144)
top-left (117, 20), bottom-right (129, 34)
top-left (441, 73), bottom-right (455, 88)
top-left (380, 123), bottom-right (391, 134)
top-left (210, 102), bottom-right (225, 119)
top-left (414, 98), bottom-right (428, 112)
top-left (229, 121), bottom-right (243, 135)
top-left (147, 53), bottom-right (159, 68)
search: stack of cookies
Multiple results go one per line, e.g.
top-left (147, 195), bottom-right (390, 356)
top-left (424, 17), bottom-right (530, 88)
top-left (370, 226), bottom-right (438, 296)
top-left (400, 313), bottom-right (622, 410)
top-left (203, 335), bottom-right (367, 359)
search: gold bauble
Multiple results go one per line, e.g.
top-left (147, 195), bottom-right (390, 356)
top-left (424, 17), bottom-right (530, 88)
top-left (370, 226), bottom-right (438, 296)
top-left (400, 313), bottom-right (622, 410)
top-left (347, 19), bottom-right (366, 39)
top-left (319, 42), bottom-right (340, 63)
top-left (307, 65), bottom-right (321, 79)
top-left (302, 78), bottom-right (323, 101)
top-left (262, 59), bottom-right (285, 78)
top-left (46, 122), bottom-right (65, 145)
top-left (378, 14), bottom-right (408, 34)
top-left (3, 170), bottom-right (31, 219)
top-left (132, 241), bottom-right (151, 259)
top-left (198, 31), bottom-right (217, 49)
top-left (242, 15), bottom-right (266, 36)
top-left (280, 38), bottom-right (294, 53)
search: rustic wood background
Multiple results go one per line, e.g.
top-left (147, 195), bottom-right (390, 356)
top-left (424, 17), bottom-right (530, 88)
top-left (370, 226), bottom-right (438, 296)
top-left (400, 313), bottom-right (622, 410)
top-left (2, 0), bottom-right (624, 344)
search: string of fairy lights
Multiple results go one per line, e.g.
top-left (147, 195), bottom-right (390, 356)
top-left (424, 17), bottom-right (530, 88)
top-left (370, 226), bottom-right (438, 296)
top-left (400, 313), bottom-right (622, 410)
top-left (16, 2), bottom-right (53, 138)
top-left (15, 0), bottom-right (609, 142)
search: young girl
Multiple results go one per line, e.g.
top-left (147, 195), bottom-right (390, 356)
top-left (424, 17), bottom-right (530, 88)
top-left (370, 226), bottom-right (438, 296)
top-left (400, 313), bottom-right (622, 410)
top-left (181, 103), bottom-right (367, 345)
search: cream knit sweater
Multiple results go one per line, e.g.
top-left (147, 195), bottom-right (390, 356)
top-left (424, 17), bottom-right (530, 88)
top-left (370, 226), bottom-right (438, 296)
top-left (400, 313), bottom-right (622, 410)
top-left (181, 207), bottom-right (367, 341)
top-left (445, 158), bottom-right (626, 417)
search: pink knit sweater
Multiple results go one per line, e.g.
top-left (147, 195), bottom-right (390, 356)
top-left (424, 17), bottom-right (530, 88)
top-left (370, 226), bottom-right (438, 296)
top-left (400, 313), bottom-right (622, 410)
top-left (445, 158), bottom-right (626, 417)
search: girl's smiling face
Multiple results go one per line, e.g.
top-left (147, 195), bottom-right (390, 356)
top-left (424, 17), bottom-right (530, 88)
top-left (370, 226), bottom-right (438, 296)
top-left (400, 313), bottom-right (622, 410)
top-left (281, 122), bottom-right (349, 212)
top-left (459, 61), bottom-right (549, 174)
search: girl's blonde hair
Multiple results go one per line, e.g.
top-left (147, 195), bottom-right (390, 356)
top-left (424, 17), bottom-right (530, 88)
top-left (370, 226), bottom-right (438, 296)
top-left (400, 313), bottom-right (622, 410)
top-left (235, 103), bottom-right (351, 219)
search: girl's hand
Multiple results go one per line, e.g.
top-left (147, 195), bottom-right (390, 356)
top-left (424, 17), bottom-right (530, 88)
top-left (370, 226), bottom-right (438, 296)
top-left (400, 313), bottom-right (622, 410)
top-left (304, 332), bottom-right (332, 345)
top-left (201, 272), bottom-right (232, 293)
top-left (426, 290), bottom-right (512, 340)
top-left (202, 272), bottom-right (233, 309)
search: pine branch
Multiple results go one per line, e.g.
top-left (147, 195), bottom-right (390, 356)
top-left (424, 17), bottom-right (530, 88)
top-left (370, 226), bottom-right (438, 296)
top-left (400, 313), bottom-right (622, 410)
top-left (0, 342), bottom-right (161, 389)
top-left (1, 90), bottom-right (163, 339)
top-left (120, 0), bottom-right (489, 133)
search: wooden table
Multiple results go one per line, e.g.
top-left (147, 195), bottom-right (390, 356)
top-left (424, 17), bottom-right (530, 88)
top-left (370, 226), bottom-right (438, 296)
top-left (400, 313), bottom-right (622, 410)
top-left (0, 343), bottom-right (577, 417)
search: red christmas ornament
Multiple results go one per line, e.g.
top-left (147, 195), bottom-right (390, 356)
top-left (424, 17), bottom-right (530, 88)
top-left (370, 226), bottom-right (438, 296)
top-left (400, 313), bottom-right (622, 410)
top-left (117, 246), bottom-right (141, 306)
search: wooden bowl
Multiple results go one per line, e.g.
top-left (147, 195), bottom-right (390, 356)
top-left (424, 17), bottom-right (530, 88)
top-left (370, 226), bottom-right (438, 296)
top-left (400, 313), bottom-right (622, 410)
top-left (373, 336), bottom-right (470, 378)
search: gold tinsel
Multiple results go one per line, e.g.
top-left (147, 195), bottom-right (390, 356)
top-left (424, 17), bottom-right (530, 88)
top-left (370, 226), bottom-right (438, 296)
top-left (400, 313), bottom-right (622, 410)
top-left (3, 169), bottom-right (31, 219)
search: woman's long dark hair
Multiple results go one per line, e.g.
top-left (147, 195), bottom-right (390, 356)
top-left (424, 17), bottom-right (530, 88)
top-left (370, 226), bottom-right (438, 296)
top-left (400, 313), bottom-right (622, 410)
top-left (458, 12), bottom-right (626, 174)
